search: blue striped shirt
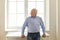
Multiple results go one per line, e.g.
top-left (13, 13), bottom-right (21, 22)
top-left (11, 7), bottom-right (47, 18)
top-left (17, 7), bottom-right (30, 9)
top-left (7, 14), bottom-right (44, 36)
top-left (21, 16), bottom-right (45, 35)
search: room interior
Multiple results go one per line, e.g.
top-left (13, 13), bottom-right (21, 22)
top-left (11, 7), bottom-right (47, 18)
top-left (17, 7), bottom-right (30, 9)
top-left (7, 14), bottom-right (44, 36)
top-left (0, 0), bottom-right (60, 40)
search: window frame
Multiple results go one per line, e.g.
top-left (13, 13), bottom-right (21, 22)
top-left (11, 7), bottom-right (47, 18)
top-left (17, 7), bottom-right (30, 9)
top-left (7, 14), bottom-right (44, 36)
top-left (5, 0), bottom-right (50, 31)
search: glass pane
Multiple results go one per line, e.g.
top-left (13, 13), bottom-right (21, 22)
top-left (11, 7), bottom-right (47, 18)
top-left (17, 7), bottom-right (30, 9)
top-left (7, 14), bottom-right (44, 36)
top-left (28, 2), bottom-right (36, 14)
top-left (17, 0), bottom-right (24, 1)
top-left (17, 2), bottom-right (24, 13)
top-left (28, 0), bottom-right (35, 1)
top-left (36, 2), bottom-right (44, 13)
top-left (16, 14), bottom-right (25, 27)
top-left (8, 14), bottom-right (16, 28)
top-left (8, 2), bottom-right (16, 14)
top-left (28, 0), bottom-right (44, 1)
top-left (37, 14), bottom-right (44, 21)
top-left (28, 12), bottom-right (31, 16)
top-left (37, 0), bottom-right (44, 1)
top-left (8, 0), bottom-right (16, 1)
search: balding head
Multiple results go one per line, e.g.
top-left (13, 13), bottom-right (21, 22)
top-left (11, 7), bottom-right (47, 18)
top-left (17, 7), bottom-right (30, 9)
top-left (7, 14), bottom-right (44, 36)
top-left (31, 8), bottom-right (37, 17)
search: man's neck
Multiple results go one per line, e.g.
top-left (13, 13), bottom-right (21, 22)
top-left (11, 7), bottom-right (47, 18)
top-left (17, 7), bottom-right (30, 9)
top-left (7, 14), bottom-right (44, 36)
top-left (31, 16), bottom-right (36, 18)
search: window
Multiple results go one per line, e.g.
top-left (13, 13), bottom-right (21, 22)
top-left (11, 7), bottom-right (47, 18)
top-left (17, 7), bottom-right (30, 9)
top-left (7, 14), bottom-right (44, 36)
top-left (28, 0), bottom-right (44, 21)
top-left (5, 0), bottom-right (49, 32)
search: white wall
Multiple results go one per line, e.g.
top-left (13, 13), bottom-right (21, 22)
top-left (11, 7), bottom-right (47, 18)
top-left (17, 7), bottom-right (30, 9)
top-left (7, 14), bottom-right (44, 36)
top-left (58, 0), bottom-right (60, 40)
top-left (0, 0), bottom-right (6, 40)
top-left (49, 0), bottom-right (56, 40)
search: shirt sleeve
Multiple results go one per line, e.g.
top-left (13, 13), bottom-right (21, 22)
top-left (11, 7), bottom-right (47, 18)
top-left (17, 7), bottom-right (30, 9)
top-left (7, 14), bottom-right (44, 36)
top-left (40, 18), bottom-right (45, 34)
top-left (21, 18), bottom-right (28, 35)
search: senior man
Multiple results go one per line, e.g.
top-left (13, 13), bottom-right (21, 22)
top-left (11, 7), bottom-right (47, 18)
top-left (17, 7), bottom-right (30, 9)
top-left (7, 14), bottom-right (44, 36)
top-left (21, 8), bottom-right (46, 40)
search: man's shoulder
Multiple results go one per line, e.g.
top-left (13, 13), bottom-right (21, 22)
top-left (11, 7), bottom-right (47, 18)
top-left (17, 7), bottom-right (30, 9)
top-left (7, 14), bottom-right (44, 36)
top-left (27, 16), bottom-right (31, 18)
top-left (36, 16), bottom-right (42, 19)
top-left (26, 16), bottom-right (42, 19)
top-left (26, 16), bottom-right (31, 20)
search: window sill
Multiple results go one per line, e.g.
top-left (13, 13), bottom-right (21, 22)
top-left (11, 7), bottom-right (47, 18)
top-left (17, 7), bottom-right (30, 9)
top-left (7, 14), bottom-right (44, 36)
top-left (5, 29), bottom-right (21, 32)
top-left (6, 31), bottom-right (49, 37)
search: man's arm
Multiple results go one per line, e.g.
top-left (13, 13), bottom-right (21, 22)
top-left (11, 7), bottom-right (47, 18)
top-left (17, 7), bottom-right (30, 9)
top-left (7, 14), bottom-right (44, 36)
top-left (40, 18), bottom-right (45, 34)
top-left (40, 18), bottom-right (46, 38)
top-left (21, 18), bottom-right (28, 35)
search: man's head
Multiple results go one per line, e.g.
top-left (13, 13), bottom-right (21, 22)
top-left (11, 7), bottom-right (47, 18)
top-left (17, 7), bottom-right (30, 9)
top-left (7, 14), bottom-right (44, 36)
top-left (31, 8), bottom-right (37, 17)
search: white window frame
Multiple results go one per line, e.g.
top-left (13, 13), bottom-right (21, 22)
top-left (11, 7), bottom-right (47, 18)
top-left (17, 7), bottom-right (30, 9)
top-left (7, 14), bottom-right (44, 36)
top-left (5, 0), bottom-right (50, 32)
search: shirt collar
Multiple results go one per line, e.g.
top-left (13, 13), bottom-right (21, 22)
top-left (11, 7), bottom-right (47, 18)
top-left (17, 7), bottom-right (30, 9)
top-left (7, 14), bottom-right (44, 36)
top-left (31, 16), bottom-right (36, 18)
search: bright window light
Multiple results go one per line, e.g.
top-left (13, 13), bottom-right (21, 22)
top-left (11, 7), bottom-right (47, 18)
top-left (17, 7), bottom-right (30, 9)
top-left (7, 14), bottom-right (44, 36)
top-left (5, 0), bottom-right (49, 32)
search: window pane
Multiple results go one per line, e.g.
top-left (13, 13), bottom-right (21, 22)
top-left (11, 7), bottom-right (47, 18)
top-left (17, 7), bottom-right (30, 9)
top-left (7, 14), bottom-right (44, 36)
top-left (28, 0), bottom-right (35, 1)
top-left (8, 0), bottom-right (24, 1)
top-left (8, 0), bottom-right (16, 1)
top-left (16, 14), bottom-right (25, 27)
top-left (8, 14), bottom-right (16, 28)
top-left (28, 0), bottom-right (44, 1)
top-left (37, 14), bottom-right (44, 21)
top-left (36, 2), bottom-right (44, 13)
top-left (17, 2), bottom-right (24, 13)
top-left (17, 0), bottom-right (24, 1)
top-left (37, 0), bottom-right (44, 1)
top-left (28, 12), bottom-right (31, 16)
top-left (28, 2), bottom-right (36, 13)
top-left (8, 2), bottom-right (16, 14)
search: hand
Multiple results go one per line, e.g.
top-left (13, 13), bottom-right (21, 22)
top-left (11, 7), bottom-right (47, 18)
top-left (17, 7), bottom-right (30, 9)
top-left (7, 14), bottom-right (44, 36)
top-left (42, 34), bottom-right (46, 38)
top-left (21, 35), bottom-right (25, 38)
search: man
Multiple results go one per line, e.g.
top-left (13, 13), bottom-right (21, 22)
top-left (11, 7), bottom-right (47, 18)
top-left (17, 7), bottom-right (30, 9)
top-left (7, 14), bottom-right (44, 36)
top-left (21, 8), bottom-right (46, 40)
